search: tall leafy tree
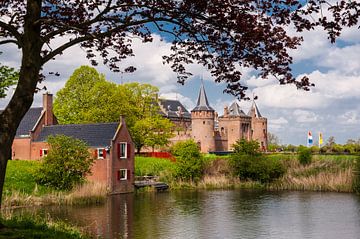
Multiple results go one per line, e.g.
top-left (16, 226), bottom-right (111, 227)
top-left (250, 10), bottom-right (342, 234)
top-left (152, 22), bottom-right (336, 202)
top-left (54, 66), bottom-right (174, 153)
top-left (54, 66), bottom-right (107, 124)
top-left (0, 0), bottom-right (358, 206)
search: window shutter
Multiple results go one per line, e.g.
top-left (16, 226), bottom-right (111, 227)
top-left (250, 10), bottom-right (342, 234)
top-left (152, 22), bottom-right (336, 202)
top-left (127, 143), bottom-right (131, 158)
top-left (127, 169), bottom-right (131, 180)
top-left (117, 170), bottom-right (120, 180)
top-left (117, 143), bottom-right (120, 158)
top-left (94, 149), bottom-right (98, 158)
top-left (40, 149), bottom-right (42, 157)
top-left (103, 148), bottom-right (106, 158)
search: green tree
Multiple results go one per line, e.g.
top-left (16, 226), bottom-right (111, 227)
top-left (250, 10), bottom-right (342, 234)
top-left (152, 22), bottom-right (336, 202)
top-left (132, 116), bottom-right (174, 153)
top-left (36, 135), bottom-right (94, 191)
top-left (53, 66), bottom-right (107, 124)
top-left (230, 139), bottom-right (285, 183)
top-left (0, 59), bottom-right (18, 98)
top-left (171, 140), bottom-right (204, 181)
top-left (232, 139), bottom-right (261, 156)
top-left (54, 66), bottom-right (174, 153)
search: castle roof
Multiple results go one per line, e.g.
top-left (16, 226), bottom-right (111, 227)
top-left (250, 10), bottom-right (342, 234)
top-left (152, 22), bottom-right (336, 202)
top-left (191, 82), bottom-right (214, 112)
top-left (248, 101), bottom-right (262, 118)
top-left (35, 122), bottom-right (119, 147)
top-left (158, 99), bottom-right (191, 119)
top-left (228, 101), bottom-right (248, 117)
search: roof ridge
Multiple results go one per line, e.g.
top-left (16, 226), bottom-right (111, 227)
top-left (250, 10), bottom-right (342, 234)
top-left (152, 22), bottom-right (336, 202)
top-left (43, 122), bottom-right (119, 128)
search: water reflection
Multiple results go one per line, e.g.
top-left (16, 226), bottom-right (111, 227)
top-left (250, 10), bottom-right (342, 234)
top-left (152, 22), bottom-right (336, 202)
top-left (14, 190), bottom-right (360, 239)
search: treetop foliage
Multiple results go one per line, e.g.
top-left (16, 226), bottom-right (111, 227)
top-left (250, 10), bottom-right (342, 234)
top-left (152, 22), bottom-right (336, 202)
top-left (2, 1), bottom-right (357, 98)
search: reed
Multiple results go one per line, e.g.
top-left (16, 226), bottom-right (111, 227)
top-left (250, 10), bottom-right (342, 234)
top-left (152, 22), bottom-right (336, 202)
top-left (2, 182), bottom-right (107, 209)
top-left (268, 156), bottom-right (355, 192)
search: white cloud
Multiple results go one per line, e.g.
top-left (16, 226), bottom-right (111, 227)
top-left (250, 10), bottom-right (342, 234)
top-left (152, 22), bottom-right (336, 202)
top-left (268, 117), bottom-right (289, 131)
top-left (339, 111), bottom-right (360, 125)
top-left (318, 44), bottom-right (360, 74)
top-left (293, 109), bottom-right (319, 123)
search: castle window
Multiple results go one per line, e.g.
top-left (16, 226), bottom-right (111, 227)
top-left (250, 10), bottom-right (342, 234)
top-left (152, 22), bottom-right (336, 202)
top-left (203, 121), bottom-right (205, 125)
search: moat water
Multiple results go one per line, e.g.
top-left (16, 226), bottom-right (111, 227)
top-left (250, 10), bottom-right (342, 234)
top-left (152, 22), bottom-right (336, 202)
top-left (15, 190), bottom-right (360, 239)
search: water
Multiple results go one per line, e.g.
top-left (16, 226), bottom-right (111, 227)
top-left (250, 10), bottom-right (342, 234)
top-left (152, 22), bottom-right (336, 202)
top-left (16, 190), bottom-right (360, 239)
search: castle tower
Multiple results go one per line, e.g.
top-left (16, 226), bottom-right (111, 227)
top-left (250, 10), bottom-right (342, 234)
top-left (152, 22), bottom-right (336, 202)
top-left (191, 82), bottom-right (216, 153)
top-left (248, 100), bottom-right (268, 150)
top-left (218, 101), bottom-right (252, 151)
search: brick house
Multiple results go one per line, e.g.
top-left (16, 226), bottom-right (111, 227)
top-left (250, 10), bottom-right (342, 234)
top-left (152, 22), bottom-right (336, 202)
top-left (9, 93), bottom-right (134, 194)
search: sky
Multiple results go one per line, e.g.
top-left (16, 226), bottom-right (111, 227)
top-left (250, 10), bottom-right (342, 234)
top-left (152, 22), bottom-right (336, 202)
top-left (1, 13), bottom-right (360, 146)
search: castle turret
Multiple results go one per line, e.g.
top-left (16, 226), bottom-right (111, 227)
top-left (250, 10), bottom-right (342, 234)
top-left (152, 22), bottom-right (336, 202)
top-left (191, 82), bottom-right (216, 153)
top-left (248, 100), bottom-right (268, 150)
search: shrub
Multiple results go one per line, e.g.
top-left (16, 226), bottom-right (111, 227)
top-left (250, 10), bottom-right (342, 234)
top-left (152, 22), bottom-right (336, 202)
top-left (36, 135), bottom-right (94, 191)
top-left (298, 146), bottom-right (312, 165)
top-left (232, 139), bottom-right (261, 156)
top-left (171, 140), bottom-right (204, 181)
top-left (230, 140), bottom-right (285, 183)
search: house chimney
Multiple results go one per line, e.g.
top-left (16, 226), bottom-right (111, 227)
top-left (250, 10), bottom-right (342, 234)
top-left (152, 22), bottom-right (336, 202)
top-left (43, 92), bottom-right (54, 126)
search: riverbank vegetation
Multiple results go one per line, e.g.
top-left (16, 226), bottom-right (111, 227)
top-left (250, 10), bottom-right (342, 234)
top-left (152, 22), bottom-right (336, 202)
top-left (3, 159), bottom-right (106, 208)
top-left (2, 151), bottom-right (358, 208)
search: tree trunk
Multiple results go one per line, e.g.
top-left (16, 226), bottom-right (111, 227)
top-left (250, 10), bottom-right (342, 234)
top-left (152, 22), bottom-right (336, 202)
top-left (0, 0), bottom-right (42, 208)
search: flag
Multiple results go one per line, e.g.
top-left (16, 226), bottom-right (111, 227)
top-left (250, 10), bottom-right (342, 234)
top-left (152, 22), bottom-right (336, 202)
top-left (319, 132), bottom-right (323, 145)
top-left (307, 131), bottom-right (313, 146)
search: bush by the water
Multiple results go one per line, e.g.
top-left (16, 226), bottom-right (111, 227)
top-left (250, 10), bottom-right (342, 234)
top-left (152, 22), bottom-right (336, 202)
top-left (36, 135), bottom-right (94, 191)
top-left (171, 140), bottom-right (204, 181)
top-left (230, 139), bottom-right (285, 183)
top-left (298, 146), bottom-right (312, 165)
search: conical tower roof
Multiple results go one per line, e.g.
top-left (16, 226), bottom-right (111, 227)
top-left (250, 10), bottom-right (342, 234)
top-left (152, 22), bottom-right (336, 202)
top-left (248, 100), bottom-right (262, 118)
top-left (191, 81), bottom-right (214, 112)
top-left (228, 101), bottom-right (248, 117)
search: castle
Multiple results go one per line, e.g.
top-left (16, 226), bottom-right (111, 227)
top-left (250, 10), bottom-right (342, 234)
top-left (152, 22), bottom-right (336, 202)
top-left (159, 83), bottom-right (268, 153)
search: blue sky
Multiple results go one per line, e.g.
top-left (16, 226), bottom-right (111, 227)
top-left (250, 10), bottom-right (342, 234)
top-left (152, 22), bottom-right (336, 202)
top-left (1, 13), bottom-right (360, 146)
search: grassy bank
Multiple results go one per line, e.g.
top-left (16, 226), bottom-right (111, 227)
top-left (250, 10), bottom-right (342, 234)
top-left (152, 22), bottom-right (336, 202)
top-left (2, 160), bottom-right (107, 208)
top-left (3, 155), bottom-right (357, 208)
top-left (0, 214), bottom-right (89, 239)
top-left (135, 154), bottom-right (357, 192)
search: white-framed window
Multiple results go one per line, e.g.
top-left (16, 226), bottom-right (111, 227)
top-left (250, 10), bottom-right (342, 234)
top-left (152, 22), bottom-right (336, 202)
top-left (118, 169), bottom-right (127, 180)
top-left (119, 142), bottom-right (127, 159)
top-left (97, 148), bottom-right (105, 159)
top-left (40, 149), bottom-right (48, 157)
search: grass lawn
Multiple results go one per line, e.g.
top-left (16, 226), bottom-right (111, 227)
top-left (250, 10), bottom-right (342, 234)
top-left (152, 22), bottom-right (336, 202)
top-left (3, 160), bottom-right (52, 196)
top-left (0, 216), bottom-right (88, 239)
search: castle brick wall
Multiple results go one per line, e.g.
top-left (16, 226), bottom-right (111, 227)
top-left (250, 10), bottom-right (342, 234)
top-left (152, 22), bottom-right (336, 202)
top-left (251, 118), bottom-right (268, 150)
top-left (218, 116), bottom-right (251, 151)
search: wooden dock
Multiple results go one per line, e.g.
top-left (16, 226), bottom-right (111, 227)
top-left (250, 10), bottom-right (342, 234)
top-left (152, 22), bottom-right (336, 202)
top-left (134, 176), bottom-right (169, 191)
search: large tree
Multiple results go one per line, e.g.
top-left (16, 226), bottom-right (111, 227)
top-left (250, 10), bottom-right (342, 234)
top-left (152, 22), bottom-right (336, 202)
top-left (54, 66), bottom-right (174, 153)
top-left (0, 1), bottom-right (358, 206)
